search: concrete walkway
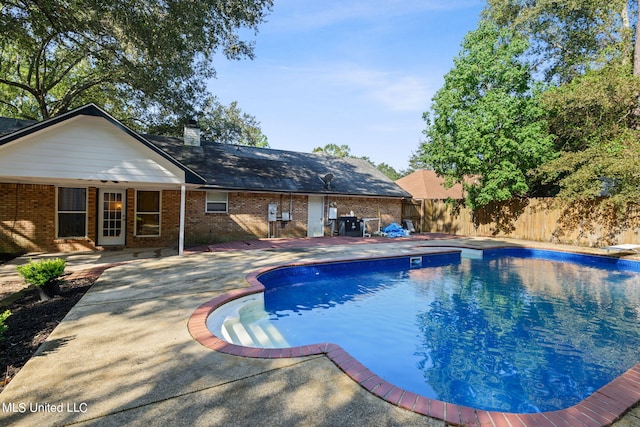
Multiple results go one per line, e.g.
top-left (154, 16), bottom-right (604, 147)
top-left (1, 237), bottom-right (639, 426)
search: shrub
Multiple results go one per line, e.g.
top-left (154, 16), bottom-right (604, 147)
top-left (0, 310), bottom-right (10, 340)
top-left (16, 258), bottom-right (66, 287)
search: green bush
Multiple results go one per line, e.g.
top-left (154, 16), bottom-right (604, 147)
top-left (0, 310), bottom-right (10, 340)
top-left (16, 258), bottom-right (66, 287)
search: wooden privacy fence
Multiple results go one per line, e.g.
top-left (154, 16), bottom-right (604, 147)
top-left (402, 198), bottom-right (640, 247)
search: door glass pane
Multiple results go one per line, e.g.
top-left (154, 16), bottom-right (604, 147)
top-left (102, 192), bottom-right (123, 238)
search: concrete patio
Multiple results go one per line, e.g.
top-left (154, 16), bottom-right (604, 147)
top-left (1, 236), bottom-right (639, 426)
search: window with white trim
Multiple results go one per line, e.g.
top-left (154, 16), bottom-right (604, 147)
top-left (135, 190), bottom-right (161, 236)
top-left (57, 187), bottom-right (87, 238)
top-left (206, 191), bottom-right (228, 213)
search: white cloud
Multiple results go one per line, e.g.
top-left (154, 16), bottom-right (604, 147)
top-left (324, 64), bottom-right (433, 112)
top-left (269, 0), bottom-right (484, 32)
top-left (370, 76), bottom-right (431, 112)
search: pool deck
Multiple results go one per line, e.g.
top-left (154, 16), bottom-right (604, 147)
top-left (1, 235), bottom-right (639, 426)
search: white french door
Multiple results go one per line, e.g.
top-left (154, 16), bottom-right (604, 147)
top-left (98, 189), bottom-right (126, 245)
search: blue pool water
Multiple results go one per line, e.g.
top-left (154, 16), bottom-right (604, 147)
top-left (257, 249), bottom-right (640, 413)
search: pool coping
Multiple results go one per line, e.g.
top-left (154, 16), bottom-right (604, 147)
top-left (188, 248), bottom-right (640, 427)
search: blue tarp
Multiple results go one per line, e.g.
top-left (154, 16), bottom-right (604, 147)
top-left (382, 223), bottom-right (407, 238)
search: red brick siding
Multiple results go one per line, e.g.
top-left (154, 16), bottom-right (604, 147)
top-left (325, 196), bottom-right (402, 235)
top-left (182, 191), bottom-right (402, 243)
top-left (125, 189), bottom-right (180, 249)
top-left (0, 183), bottom-right (98, 253)
top-left (183, 191), bottom-right (309, 243)
top-left (1, 183), bottom-right (403, 252)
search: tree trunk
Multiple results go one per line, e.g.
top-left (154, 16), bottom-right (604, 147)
top-left (635, 0), bottom-right (640, 76)
top-left (36, 280), bottom-right (60, 301)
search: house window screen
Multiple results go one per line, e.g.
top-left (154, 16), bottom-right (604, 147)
top-left (57, 187), bottom-right (87, 238)
top-left (135, 190), bottom-right (160, 236)
top-left (206, 192), bottom-right (228, 213)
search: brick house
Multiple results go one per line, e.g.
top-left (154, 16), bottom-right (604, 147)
top-left (0, 104), bottom-right (410, 254)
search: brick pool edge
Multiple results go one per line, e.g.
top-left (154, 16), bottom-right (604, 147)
top-left (187, 251), bottom-right (640, 427)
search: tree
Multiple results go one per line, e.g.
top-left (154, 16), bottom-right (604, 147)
top-left (312, 144), bottom-right (351, 158)
top-left (485, 0), bottom-right (636, 83)
top-left (375, 163), bottom-right (402, 181)
top-left (0, 0), bottom-right (273, 122)
top-left (419, 20), bottom-right (556, 209)
top-left (313, 144), bottom-right (403, 180)
top-left (535, 63), bottom-right (640, 206)
top-left (198, 98), bottom-right (268, 147)
top-left (481, 1), bottom-right (640, 208)
top-left (146, 96), bottom-right (269, 147)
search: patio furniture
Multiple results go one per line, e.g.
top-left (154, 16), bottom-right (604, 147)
top-left (604, 244), bottom-right (640, 253)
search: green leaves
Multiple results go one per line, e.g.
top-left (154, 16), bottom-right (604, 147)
top-left (534, 61), bottom-right (640, 208)
top-left (16, 258), bottom-right (67, 288)
top-left (485, 0), bottom-right (632, 83)
top-left (0, 310), bottom-right (10, 341)
top-left (420, 20), bottom-right (555, 210)
top-left (0, 0), bottom-right (273, 121)
top-left (419, 3), bottom-right (640, 211)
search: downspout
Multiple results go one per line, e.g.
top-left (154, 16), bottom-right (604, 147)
top-left (179, 184), bottom-right (186, 255)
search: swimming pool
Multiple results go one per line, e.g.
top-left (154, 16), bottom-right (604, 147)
top-left (197, 247), bottom-right (640, 420)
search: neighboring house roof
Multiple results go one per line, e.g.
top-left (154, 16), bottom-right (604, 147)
top-left (0, 104), bottom-right (410, 198)
top-left (0, 117), bottom-right (37, 136)
top-left (147, 135), bottom-right (410, 198)
top-left (396, 169), bottom-right (471, 199)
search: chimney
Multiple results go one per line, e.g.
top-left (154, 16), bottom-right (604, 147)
top-left (183, 119), bottom-right (201, 146)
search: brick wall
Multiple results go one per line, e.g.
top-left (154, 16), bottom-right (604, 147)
top-left (1, 184), bottom-right (404, 253)
top-left (125, 189), bottom-right (181, 249)
top-left (327, 196), bottom-right (402, 235)
top-left (0, 183), bottom-right (97, 253)
top-left (1, 183), bottom-right (53, 253)
top-left (182, 191), bottom-right (309, 243)
top-left (182, 191), bottom-right (402, 243)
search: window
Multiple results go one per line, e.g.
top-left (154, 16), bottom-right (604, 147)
top-left (135, 190), bottom-right (161, 236)
top-left (57, 187), bottom-right (87, 238)
top-left (206, 191), bottom-right (228, 213)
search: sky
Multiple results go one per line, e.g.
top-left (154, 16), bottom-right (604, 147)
top-left (208, 1), bottom-right (486, 172)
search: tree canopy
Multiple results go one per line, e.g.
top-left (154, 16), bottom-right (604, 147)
top-left (485, 0), bottom-right (635, 82)
top-left (417, 1), bottom-right (640, 210)
top-left (0, 0), bottom-right (273, 126)
top-left (419, 20), bottom-right (555, 209)
top-left (147, 96), bottom-right (269, 147)
top-left (313, 143), bottom-right (404, 180)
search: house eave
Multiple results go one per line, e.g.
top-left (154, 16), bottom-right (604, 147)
top-left (198, 184), bottom-right (408, 198)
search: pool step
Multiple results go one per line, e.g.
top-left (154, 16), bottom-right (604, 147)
top-left (220, 303), bottom-right (289, 348)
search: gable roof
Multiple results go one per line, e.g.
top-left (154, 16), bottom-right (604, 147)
top-left (146, 135), bottom-right (411, 198)
top-left (0, 104), bottom-right (206, 185)
top-left (396, 169), bottom-right (470, 200)
top-left (0, 104), bottom-right (410, 198)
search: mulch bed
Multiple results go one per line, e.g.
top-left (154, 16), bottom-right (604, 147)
top-left (0, 276), bottom-right (97, 391)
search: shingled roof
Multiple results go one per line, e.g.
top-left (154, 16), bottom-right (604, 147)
top-left (0, 105), bottom-right (410, 198)
top-left (0, 117), bottom-right (37, 136)
top-left (146, 135), bottom-right (410, 198)
top-left (396, 169), bottom-right (470, 199)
